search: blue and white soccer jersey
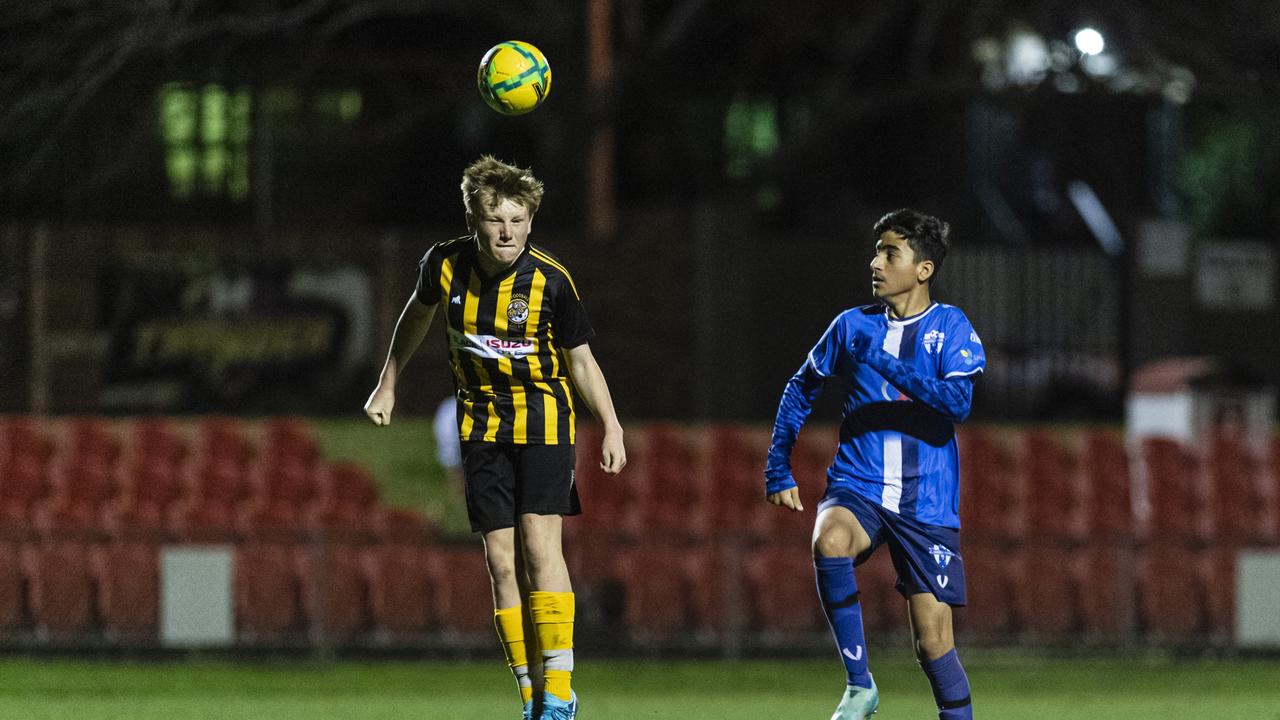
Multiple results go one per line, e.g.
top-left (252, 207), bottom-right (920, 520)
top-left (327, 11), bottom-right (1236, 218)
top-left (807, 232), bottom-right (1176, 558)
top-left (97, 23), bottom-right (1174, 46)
top-left (805, 302), bottom-right (985, 528)
top-left (768, 302), bottom-right (984, 605)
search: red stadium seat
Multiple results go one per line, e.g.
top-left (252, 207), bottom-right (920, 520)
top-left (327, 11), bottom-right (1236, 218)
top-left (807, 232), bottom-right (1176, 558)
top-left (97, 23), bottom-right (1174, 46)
top-left (262, 417), bottom-right (321, 466)
top-left (369, 541), bottom-right (439, 640)
top-left (108, 418), bottom-right (188, 533)
top-left (641, 424), bottom-right (713, 538)
top-left (176, 458), bottom-right (252, 539)
top-left (243, 457), bottom-right (320, 532)
top-left (1022, 430), bottom-right (1086, 541)
top-left (63, 417), bottom-right (120, 468)
top-left (1077, 543), bottom-right (1135, 640)
top-left (1139, 438), bottom-right (1211, 542)
top-left (0, 542), bottom-right (27, 634)
top-left (433, 545), bottom-right (495, 637)
top-left (29, 539), bottom-right (98, 638)
top-left (41, 421), bottom-right (122, 532)
top-left (957, 427), bottom-right (1027, 542)
top-left (0, 418), bottom-right (54, 529)
top-left (742, 541), bottom-right (826, 636)
top-left (1206, 432), bottom-right (1277, 543)
top-left (236, 540), bottom-right (307, 641)
top-left (98, 541), bottom-right (160, 640)
top-left (1021, 545), bottom-right (1082, 639)
top-left (315, 462), bottom-right (381, 533)
top-left (570, 423), bottom-right (644, 536)
top-left (956, 538), bottom-right (1027, 640)
top-left (302, 542), bottom-right (375, 641)
top-left (1136, 543), bottom-right (1218, 641)
top-left (1272, 435), bottom-right (1280, 536)
top-left (1080, 429), bottom-right (1133, 539)
top-left (709, 424), bottom-right (772, 537)
top-left (615, 539), bottom-right (722, 643)
top-left (197, 417), bottom-right (255, 468)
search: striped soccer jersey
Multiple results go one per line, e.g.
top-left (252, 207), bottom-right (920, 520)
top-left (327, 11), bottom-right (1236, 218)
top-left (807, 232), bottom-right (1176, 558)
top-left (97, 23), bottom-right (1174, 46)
top-left (777, 302), bottom-right (985, 528)
top-left (416, 237), bottom-right (594, 445)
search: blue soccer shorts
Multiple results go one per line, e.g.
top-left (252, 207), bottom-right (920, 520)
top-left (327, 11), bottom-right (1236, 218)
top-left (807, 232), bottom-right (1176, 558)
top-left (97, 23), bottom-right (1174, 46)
top-left (818, 485), bottom-right (967, 606)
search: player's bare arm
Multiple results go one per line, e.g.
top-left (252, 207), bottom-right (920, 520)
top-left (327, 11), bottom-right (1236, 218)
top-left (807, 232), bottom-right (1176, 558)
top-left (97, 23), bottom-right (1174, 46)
top-left (364, 291), bottom-right (437, 426)
top-left (563, 343), bottom-right (626, 474)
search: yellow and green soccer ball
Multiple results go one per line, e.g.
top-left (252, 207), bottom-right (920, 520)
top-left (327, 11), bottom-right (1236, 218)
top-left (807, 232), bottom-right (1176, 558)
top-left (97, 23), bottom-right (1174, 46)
top-left (477, 41), bottom-right (552, 115)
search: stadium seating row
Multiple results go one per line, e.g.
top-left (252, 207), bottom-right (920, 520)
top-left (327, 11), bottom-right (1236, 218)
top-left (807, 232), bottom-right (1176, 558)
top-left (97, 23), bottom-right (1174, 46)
top-left (0, 532), bottom-right (1242, 644)
top-left (573, 423), bottom-right (1280, 543)
top-left (0, 416), bottom-right (434, 539)
top-left (5, 417), bottom-right (1278, 544)
top-left (0, 416), bottom-right (434, 641)
top-left (2, 416), bottom-right (1277, 645)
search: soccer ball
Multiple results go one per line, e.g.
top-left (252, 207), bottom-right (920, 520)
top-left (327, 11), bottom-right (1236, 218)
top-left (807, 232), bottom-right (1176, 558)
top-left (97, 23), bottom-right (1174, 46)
top-left (477, 41), bottom-right (552, 115)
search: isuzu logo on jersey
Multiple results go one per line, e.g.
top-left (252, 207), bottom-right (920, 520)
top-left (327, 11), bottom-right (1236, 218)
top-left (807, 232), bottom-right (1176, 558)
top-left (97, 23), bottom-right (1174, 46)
top-left (922, 329), bottom-right (945, 354)
top-left (507, 294), bottom-right (530, 325)
top-left (448, 328), bottom-right (536, 359)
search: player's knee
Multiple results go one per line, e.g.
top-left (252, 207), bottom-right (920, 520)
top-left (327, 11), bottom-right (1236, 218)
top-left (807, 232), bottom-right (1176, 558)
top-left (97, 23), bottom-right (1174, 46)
top-left (914, 631), bottom-right (954, 661)
top-left (812, 527), bottom-right (853, 558)
top-left (484, 555), bottom-right (518, 586)
top-left (521, 543), bottom-right (565, 575)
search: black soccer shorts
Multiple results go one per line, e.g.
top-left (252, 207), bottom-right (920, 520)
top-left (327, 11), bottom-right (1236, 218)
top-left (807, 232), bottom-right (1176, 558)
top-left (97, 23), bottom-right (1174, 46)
top-left (461, 441), bottom-right (581, 533)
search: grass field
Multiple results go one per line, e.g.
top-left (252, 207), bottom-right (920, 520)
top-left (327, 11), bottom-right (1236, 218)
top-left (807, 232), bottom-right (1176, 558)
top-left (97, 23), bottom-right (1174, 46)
top-left (2, 650), bottom-right (1278, 719)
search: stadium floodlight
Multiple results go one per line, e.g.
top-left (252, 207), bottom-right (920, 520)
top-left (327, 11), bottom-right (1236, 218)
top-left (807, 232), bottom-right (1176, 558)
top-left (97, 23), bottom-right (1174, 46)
top-left (1074, 28), bottom-right (1105, 56)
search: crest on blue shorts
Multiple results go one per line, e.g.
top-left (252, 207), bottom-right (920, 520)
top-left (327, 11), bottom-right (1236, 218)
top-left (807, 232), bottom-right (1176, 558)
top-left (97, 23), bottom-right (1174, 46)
top-left (929, 543), bottom-right (956, 569)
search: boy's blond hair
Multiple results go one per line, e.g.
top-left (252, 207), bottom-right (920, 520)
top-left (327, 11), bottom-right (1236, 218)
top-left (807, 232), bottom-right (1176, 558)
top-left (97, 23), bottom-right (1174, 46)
top-left (460, 155), bottom-right (545, 216)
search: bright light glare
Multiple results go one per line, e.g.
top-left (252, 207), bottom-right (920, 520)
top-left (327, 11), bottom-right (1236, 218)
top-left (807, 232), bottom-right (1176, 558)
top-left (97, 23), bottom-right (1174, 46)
top-left (1074, 28), bottom-right (1105, 55)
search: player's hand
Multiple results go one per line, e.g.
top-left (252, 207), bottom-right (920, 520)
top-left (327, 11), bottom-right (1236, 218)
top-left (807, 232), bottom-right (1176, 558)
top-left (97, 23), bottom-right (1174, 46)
top-left (767, 486), bottom-right (804, 512)
top-left (600, 427), bottom-right (626, 474)
top-left (850, 330), bottom-right (873, 363)
top-left (363, 385), bottom-right (396, 426)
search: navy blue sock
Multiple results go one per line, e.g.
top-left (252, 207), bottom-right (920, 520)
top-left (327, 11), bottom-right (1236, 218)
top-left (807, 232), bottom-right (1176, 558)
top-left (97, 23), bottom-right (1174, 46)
top-left (813, 555), bottom-right (872, 688)
top-left (920, 648), bottom-right (973, 719)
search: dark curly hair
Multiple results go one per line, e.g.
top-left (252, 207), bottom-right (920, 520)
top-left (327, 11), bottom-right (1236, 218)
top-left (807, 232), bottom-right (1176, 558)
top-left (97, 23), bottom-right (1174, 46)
top-left (873, 208), bottom-right (951, 284)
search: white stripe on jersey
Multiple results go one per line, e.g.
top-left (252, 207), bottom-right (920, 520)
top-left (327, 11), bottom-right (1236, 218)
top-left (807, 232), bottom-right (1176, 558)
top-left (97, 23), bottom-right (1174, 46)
top-left (880, 322), bottom-right (904, 512)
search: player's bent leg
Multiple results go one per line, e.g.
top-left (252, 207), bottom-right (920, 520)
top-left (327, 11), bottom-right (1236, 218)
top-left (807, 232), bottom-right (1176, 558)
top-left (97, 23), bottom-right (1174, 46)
top-left (813, 505), bottom-right (873, 559)
top-left (483, 527), bottom-right (535, 717)
top-left (520, 513), bottom-right (576, 719)
top-left (813, 506), bottom-right (877, 717)
top-left (907, 593), bottom-right (973, 720)
top-left (520, 513), bottom-right (571, 592)
top-left (483, 527), bottom-right (523, 607)
top-left (514, 531), bottom-right (544, 716)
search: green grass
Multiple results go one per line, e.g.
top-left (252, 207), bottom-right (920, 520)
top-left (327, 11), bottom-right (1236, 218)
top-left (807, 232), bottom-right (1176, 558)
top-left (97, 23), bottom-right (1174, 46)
top-left (2, 652), bottom-right (1278, 719)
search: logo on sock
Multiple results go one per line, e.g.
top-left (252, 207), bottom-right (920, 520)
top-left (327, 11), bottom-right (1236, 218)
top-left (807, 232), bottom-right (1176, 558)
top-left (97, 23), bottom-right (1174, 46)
top-left (842, 646), bottom-right (863, 661)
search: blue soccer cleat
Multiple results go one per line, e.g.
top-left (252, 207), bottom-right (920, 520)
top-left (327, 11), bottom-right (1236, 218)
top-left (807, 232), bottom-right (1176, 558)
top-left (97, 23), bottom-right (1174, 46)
top-left (830, 678), bottom-right (878, 720)
top-left (540, 690), bottom-right (577, 720)
top-left (523, 699), bottom-right (535, 720)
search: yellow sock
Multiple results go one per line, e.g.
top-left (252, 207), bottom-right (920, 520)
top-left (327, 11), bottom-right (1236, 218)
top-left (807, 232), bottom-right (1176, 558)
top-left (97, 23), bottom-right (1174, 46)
top-left (494, 605), bottom-right (533, 705)
top-left (529, 591), bottom-right (575, 701)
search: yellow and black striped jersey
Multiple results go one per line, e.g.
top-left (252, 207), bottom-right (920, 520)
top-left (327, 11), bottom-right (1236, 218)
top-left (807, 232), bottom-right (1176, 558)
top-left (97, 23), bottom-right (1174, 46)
top-left (416, 237), bottom-right (594, 445)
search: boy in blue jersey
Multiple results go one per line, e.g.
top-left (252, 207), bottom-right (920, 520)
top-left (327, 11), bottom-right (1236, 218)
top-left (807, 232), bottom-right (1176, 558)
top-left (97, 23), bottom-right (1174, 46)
top-left (765, 209), bottom-right (985, 720)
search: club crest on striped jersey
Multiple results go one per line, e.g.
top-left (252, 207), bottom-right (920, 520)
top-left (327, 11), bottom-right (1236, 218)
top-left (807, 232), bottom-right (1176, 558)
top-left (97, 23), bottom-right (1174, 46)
top-left (507, 293), bottom-right (530, 325)
top-left (922, 329), bottom-right (945, 354)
